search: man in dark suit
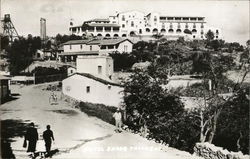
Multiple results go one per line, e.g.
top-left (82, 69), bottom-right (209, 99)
top-left (43, 125), bottom-right (55, 156)
top-left (24, 122), bottom-right (38, 156)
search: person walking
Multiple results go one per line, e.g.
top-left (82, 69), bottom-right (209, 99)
top-left (24, 122), bottom-right (38, 157)
top-left (43, 125), bottom-right (55, 156)
top-left (113, 109), bottom-right (122, 132)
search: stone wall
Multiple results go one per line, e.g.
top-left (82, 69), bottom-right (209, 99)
top-left (194, 142), bottom-right (249, 159)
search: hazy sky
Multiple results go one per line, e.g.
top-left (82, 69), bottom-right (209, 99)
top-left (1, 0), bottom-right (249, 45)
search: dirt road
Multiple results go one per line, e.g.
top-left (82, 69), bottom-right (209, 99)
top-left (0, 83), bottom-right (202, 159)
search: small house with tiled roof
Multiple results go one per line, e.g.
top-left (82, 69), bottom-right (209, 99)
top-left (60, 38), bottom-right (133, 63)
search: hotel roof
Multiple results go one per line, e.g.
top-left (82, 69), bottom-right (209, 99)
top-left (85, 18), bottom-right (110, 22)
top-left (60, 51), bottom-right (99, 56)
top-left (87, 23), bottom-right (120, 27)
top-left (87, 38), bottom-right (133, 45)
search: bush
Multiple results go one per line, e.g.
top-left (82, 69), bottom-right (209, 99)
top-left (78, 102), bottom-right (117, 125)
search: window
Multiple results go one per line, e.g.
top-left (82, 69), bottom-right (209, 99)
top-left (193, 35), bottom-right (196, 38)
top-left (169, 23), bottom-right (173, 29)
top-left (160, 17), bottom-right (166, 20)
top-left (124, 45), bottom-right (128, 52)
top-left (139, 29), bottom-right (142, 34)
top-left (70, 70), bottom-right (73, 73)
top-left (193, 23), bottom-right (196, 28)
top-left (90, 45), bottom-right (92, 51)
top-left (154, 16), bottom-right (157, 21)
top-left (177, 23), bottom-right (181, 29)
top-left (80, 45), bottom-right (82, 49)
top-left (86, 86), bottom-right (90, 93)
top-left (70, 45), bottom-right (72, 50)
top-left (122, 24), bottom-right (125, 28)
top-left (216, 36), bottom-right (218, 38)
top-left (131, 21), bottom-right (134, 27)
top-left (108, 45), bottom-right (114, 49)
top-left (122, 15), bottom-right (125, 21)
top-left (98, 66), bottom-right (102, 74)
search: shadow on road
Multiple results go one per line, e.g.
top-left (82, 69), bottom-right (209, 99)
top-left (1, 119), bottom-right (30, 159)
top-left (1, 94), bottom-right (20, 105)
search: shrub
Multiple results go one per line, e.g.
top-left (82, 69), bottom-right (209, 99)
top-left (78, 102), bottom-right (117, 125)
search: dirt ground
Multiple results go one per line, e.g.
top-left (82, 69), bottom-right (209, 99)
top-left (0, 83), bottom-right (202, 159)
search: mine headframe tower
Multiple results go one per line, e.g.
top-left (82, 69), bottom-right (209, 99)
top-left (1, 14), bottom-right (19, 43)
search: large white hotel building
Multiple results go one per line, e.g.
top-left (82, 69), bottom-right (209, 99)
top-left (69, 10), bottom-right (221, 40)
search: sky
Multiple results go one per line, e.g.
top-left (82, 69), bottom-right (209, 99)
top-left (1, 0), bottom-right (250, 45)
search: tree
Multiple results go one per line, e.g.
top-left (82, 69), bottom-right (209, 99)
top-left (190, 49), bottom-right (249, 145)
top-left (0, 36), bottom-right (10, 50)
top-left (7, 35), bottom-right (41, 75)
top-left (214, 86), bottom-right (249, 154)
top-left (109, 52), bottom-right (137, 71)
top-left (123, 67), bottom-right (191, 148)
top-left (205, 30), bottom-right (215, 42)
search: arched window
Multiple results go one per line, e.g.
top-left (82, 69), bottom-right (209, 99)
top-left (168, 29), bottom-right (174, 33)
top-left (160, 29), bottom-right (166, 33)
top-left (97, 33), bottom-right (102, 37)
top-left (122, 34), bottom-right (127, 37)
top-left (146, 28), bottom-right (150, 32)
top-left (105, 34), bottom-right (110, 37)
top-left (192, 29), bottom-right (197, 34)
top-left (139, 29), bottom-right (142, 34)
top-left (176, 29), bottom-right (182, 33)
top-left (130, 31), bottom-right (135, 36)
top-left (153, 28), bottom-right (158, 33)
top-left (113, 34), bottom-right (119, 37)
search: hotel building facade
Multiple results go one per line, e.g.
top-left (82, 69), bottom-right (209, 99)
top-left (69, 11), bottom-right (222, 40)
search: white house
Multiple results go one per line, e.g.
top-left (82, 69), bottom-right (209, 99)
top-left (67, 65), bottom-right (76, 76)
top-left (62, 73), bottom-right (124, 107)
top-left (70, 10), bottom-right (222, 40)
top-left (76, 55), bottom-right (114, 79)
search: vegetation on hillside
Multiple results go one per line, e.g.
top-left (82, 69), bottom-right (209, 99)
top-left (122, 33), bottom-right (249, 154)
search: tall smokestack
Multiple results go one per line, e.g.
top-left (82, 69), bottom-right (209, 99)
top-left (40, 18), bottom-right (46, 40)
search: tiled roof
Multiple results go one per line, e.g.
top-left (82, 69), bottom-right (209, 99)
top-left (75, 73), bottom-right (122, 87)
top-left (88, 23), bottom-right (120, 27)
top-left (87, 38), bottom-right (133, 45)
top-left (63, 40), bottom-right (92, 45)
top-left (60, 51), bottom-right (99, 56)
top-left (86, 18), bottom-right (110, 22)
top-left (63, 38), bottom-right (133, 46)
